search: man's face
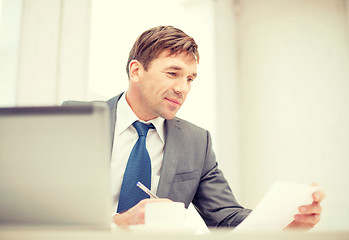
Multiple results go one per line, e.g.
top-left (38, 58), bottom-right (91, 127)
top-left (136, 51), bottom-right (197, 120)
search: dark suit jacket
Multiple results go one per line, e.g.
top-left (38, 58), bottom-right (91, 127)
top-left (65, 92), bottom-right (251, 227)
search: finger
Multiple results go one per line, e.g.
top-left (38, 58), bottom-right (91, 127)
top-left (299, 204), bottom-right (322, 215)
top-left (310, 182), bottom-right (319, 187)
top-left (284, 220), bottom-right (315, 231)
top-left (312, 191), bottom-right (326, 203)
top-left (295, 213), bottom-right (321, 225)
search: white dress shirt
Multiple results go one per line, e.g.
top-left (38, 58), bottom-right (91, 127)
top-left (110, 92), bottom-right (165, 212)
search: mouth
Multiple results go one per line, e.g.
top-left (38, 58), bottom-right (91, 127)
top-left (165, 98), bottom-right (182, 106)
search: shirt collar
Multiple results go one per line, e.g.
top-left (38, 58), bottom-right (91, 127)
top-left (116, 92), bottom-right (165, 143)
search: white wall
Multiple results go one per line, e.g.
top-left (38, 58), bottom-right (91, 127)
top-left (214, 0), bottom-right (242, 197)
top-left (15, 0), bottom-right (90, 106)
top-left (236, 0), bottom-right (349, 230)
top-left (16, 0), bottom-right (61, 105)
top-left (0, 0), bottom-right (22, 106)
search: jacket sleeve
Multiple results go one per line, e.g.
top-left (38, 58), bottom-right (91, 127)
top-left (192, 130), bottom-right (252, 228)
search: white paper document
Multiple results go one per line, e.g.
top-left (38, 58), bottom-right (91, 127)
top-left (234, 181), bottom-right (319, 232)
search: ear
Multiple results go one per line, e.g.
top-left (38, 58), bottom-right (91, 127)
top-left (129, 60), bottom-right (144, 82)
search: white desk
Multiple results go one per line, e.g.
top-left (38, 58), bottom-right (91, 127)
top-left (0, 228), bottom-right (348, 240)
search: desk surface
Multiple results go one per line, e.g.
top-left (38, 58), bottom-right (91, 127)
top-left (0, 228), bottom-right (348, 240)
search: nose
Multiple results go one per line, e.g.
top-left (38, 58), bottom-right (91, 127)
top-left (173, 78), bottom-right (190, 96)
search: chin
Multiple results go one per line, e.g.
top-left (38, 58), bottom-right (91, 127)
top-left (157, 107), bottom-right (179, 120)
top-left (160, 112), bottom-right (177, 120)
top-left (163, 115), bottom-right (176, 120)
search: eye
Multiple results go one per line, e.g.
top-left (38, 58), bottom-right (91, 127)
top-left (167, 72), bottom-right (177, 77)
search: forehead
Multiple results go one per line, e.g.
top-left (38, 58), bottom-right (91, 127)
top-left (151, 50), bottom-right (197, 70)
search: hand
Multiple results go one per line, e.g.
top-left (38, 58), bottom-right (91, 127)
top-left (285, 184), bottom-right (326, 231)
top-left (113, 198), bottom-right (172, 227)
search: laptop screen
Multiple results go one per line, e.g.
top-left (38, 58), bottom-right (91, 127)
top-left (0, 104), bottom-right (111, 229)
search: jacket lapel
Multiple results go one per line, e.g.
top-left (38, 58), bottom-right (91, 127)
top-left (156, 118), bottom-right (182, 198)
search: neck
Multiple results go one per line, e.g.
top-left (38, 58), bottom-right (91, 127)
top-left (125, 90), bottom-right (157, 121)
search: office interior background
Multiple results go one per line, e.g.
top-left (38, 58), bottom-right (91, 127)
top-left (1, 0), bottom-right (348, 231)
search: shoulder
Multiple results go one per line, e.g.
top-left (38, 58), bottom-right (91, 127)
top-left (170, 116), bottom-right (210, 140)
top-left (62, 93), bottom-right (124, 107)
top-left (106, 93), bottom-right (123, 108)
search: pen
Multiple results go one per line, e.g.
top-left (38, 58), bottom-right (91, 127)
top-left (137, 181), bottom-right (159, 199)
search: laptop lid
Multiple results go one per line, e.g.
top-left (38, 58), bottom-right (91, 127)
top-left (0, 103), bottom-right (111, 229)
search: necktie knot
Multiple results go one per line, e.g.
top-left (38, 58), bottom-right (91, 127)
top-left (133, 121), bottom-right (155, 137)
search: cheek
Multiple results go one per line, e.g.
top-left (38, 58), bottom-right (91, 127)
top-left (156, 83), bottom-right (173, 97)
top-left (185, 84), bottom-right (191, 95)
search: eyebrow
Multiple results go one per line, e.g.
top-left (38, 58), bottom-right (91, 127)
top-left (164, 66), bottom-right (197, 78)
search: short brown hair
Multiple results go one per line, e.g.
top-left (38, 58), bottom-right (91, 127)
top-left (126, 26), bottom-right (199, 78)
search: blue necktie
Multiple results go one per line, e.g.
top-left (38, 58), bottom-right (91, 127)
top-left (117, 121), bottom-right (155, 213)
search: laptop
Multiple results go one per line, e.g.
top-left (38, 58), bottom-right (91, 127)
top-left (0, 103), bottom-right (111, 229)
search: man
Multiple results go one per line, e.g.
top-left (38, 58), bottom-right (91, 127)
top-left (67, 26), bottom-right (325, 229)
